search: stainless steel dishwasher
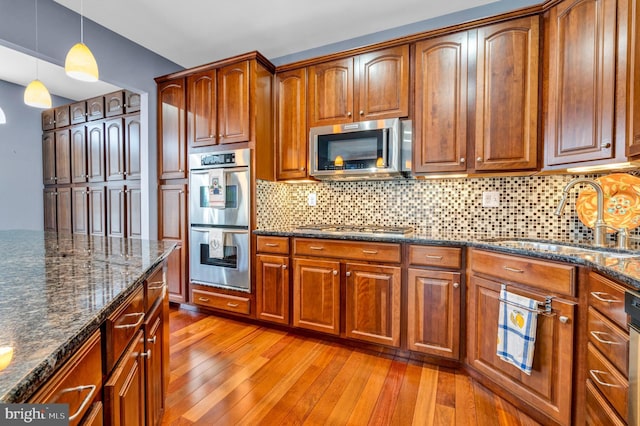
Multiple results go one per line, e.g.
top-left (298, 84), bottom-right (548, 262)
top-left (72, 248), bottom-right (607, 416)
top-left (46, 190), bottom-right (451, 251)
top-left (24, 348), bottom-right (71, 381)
top-left (626, 290), bottom-right (640, 424)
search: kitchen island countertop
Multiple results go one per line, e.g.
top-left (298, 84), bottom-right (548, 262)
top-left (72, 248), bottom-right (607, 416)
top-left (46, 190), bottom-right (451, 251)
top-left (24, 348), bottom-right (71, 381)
top-left (254, 227), bottom-right (640, 291)
top-left (0, 231), bottom-right (175, 403)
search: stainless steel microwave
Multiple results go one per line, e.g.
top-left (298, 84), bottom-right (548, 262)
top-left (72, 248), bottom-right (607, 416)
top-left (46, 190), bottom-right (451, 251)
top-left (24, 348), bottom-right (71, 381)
top-left (309, 118), bottom-right (411, 180)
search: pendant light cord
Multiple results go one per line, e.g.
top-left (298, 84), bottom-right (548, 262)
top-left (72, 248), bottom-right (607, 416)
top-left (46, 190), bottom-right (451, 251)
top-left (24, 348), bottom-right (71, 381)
top-left (80, 0), bottom-right (84, 44)
top-left (34, 0), bottom-right (39, 78)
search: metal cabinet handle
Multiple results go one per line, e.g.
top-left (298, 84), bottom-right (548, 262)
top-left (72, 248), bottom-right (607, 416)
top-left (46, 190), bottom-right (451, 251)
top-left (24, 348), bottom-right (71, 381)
top-left (346, 271), bottom-right (352, 277)
top-left (359, 110), bottom-right (364, 115)
top-left (559, 316), bottom-right (569, 324)
top-left (281, 264), bottom-right (287, 270)
top-left (114, 312), bottom-right (145, 329)
top-left (139, 349), bottom-right (152, 358)
top-left (300, 167), bottom-right (306, 171)
top-left (425, 255), bottom-right (443, 260)
top-left (218, 134), bottom-right (223, 138)
top-left (265, 243), bottom-right (279, 247)
top-left (227, 302), bottom-right (239, 308)
top-left (148, 282), bottom-right (165, 290)
top-left (453, 282), bottom-right (460, 289)
top-left (590, 331), bottom-right (620, 345)
top-left (503, 266), bottom-right (524, 273)
top-left (362, 249), bottom-right (378, 254)
top-left (347, 112), bottom-right (352, 117)
top-left (54, 384), bottom-right (96, 421)
top-left (198, 297), bottom-right (210, 302)
top-left (147, 336), bottom-right (157, 345)
top-left (477, 157), bottom-right (483, 162)
top-left (589, 369), bottom-right (622, 388)
top-left (590, 292), bottom-right (619, 303)
top-left (309, 246), bottom-right (324, 250)
top-left (333, 270), bottom-right (338, 275)
top-left (460, 158), bottom-right (465, 163)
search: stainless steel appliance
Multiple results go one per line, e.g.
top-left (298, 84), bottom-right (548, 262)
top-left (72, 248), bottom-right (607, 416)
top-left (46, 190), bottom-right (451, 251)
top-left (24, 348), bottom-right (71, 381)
top-left (309, 118), bottom-right (411, 180)
top-left (626, 290), bottom-right (640, 424)
top-left (296, 224), bottom-right (414, 236)
top-left (189, 149), bottom-right (251, 292)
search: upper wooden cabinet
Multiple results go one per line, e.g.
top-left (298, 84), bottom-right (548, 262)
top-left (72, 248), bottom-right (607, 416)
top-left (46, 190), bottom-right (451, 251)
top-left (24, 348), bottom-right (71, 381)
top-left (307, 45), bottom-right (409, 127)
top-left (86, 96), bottom-right (105, 121)
top-left (105, 90), bottom-right (140, 117)
top-left (70, 125), bottom-right (87, 183)
top-left (125, 115), bottom-right (142, 180)
top-left (474, 16), bottom-right (539, 171)
top-left (544, 0), bottom-right (621, 167)
top-left (55, 105), bottom-right (70, 128)
top-left (42, 132), bottom-right (56, 185)
top-left (217, 61), bottom-right (251, 145)
top-left (87, 122), bottom-right (106, 183)
top-left (70, 101), bottom-right (87, 125)
top-left (42, 109), bottom-right (55, 131)
top-left (158, 78), bottom-right (187, 179)
top-left (276, 68), bottom-right (308, 180)
top-left (106, 118), bottom-right (125, 181)
top-left (55, 129), bottom-right (71, 185)
top-left (187, 70), bottom-right (217, 147)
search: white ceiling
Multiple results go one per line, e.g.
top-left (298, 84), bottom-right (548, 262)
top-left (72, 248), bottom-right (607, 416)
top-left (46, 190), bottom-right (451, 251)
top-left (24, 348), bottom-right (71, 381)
top-left (54, 0), bottom-right (501, 68)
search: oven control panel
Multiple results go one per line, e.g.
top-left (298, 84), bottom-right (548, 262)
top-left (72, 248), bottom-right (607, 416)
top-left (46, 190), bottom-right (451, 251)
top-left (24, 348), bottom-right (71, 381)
top-left (201, 153), bottom-right (235, 166)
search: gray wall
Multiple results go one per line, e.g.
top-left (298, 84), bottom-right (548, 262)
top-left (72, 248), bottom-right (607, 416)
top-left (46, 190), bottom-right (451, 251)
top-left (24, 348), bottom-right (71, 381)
top-left (0, 80), bottom-right (71, 230)
top-left (0, 0), bottom-right (183, 236)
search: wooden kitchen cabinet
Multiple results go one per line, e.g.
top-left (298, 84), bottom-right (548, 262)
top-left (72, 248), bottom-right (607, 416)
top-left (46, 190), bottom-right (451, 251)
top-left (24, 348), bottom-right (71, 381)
top-left (159, 183), bottom-right (187, 303)
top-left (158, 78), bottom-right (186, 180)
top-left (217, 60), bottom-right (250, 145)
top-left (467, 249), bottom-right (576, 426)
top-left (187, 70), bottom-right (217, 147)
top-left (55, 129), bottom-right (71, 185)
top-left (474, 16), bottom-right (539, 171)
top-left (42, 108), bottom-right (55, 130)
top-left (70, 101), bottom-right (87, 125)
top-left (127, 185), bottom-right (142, 239)
top-left (345, 262), bottom-right (401, 347)
top-left (42, 131), bottom-right (56, 185)
top-left (105, 118), bottom-right (125, 181)
top-left (413, 32), bottom-right (468, 173)
top-left (124, 115), bottom-right (141, 180)
top-left (71, 125), bottom-right (88, 183)
top-left (89, 186), bottom-right (106, 236)
top-left (72, 186), bottom-right (89, 235)
top-left (87, 122), bottom-right (106, 183)
top-left (307, 45), bottom-right (408, 127)
top-left (107, 185), bottom-right (126, 238)
top-left (55, 105), bottom-right (70, 128)
top-left (256, 254), bottom-right (290, 325)
top-left (57, 187), bottom-right (72, 234)
top-left (293, 257), bottom-right (341, 335)
top-left (105, 90), bottom-right (130, 117)
top-left (43, 188), bottom-right (57, 232)
top-left (275, 68), bottom-right (307, 180)
top-left (144, 298), bottom-right (166, 426)
top-left (86, 96), bottom-right (105, 121)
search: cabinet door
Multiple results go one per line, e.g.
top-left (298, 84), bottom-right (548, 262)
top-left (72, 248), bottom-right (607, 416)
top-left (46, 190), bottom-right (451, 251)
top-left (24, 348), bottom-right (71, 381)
top-left (89, 186), bottom-right (106, 236)
top-left (467, 274), bottom-right (575, 425)
top-left (70, 101), bottom-right (87, 125)
top-left (308, 57), bottom-right (354, 127)
top-left (106, 118), bottom-right (125, 181)
top-left (407, 268), bottom-right (461, 359)
top-left (256, 254), bottom-right (290, 325)
top-left (87, 122), bottom-right (105, 183)
top-left (55, 129), bottom-right (71, 185)
top-left (87, 96), bottom-right (105, 121)
top-left (71, 125), bottom-right (87, 183)
top-left (217, 61), bottom-right (250, 144)
top-left (104, 330), bottom-right (146, 426)
top-left (475, 16), bottom-right (539, 171)
top-left (293, 258), bottom-right (341, 335)
top-left (55, 105), bottom-right (70, 128)
top-left (345, 262), bottom-right (401, 347)
top-left (357, 45), bottom-right (409, 120)
top-left (126, 186), bottom-right (142, 239)
top-left (125, 91), bottom-right (141, 114)
top-left (166, 243), bottom-right (187, 303)
top-left (187, 70), bottom-right (217, 147)
top-left (144, 301), bottom-right (165, 426)
top-left (105, 91), bottom-right (126, 117)
top-left (159, 185), bottom-right (187, 303)
top-left (276, 68), bottom-right (307, 180)
top-left (42, 109), bottom-right (55, 130)
top-left (124, 115), bottom-right (141, 180)
top-left (57, 187), bottom-right (72, 234)
top-left (42, 132), bottom-right (56, 185)
top-left (72, 187), bottom-right (89, 235)
top-left (107, 186), bottom-right (126, 238)
top-left (43, 188), bottom-right (57, 232)
top-left (545, 0), bottom-right (617, 166)
top-left (158, 79), bottom-right (186, 179)
top-left (414, 32), bottom-right (468, 173)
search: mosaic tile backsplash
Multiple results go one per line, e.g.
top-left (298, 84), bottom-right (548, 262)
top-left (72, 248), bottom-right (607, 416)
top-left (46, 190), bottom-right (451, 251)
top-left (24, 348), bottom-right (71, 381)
top-left (256, 173), bottom-right (640, 241)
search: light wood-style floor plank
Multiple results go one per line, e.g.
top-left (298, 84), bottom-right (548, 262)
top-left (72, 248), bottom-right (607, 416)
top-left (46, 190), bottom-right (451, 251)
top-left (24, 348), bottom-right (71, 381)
top-left (162, 307), bottom-right (541, 426)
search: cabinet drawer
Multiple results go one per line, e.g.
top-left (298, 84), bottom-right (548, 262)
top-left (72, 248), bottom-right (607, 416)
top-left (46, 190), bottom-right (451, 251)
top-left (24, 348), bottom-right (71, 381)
top-left (29, 331), bottom-right (102, 426)
top-left (470, 249), bottom-right (575, 296)
top-left (587, 343), bottom-right (628, 422)
top-left (104, 286), bottom-right (145, 372)
top-left (586, 380), bottom-right (626, 426)
top-left (257, 236), bottom-right (290, 255)
top-left (294, 238), bottom-right (401, 263)
top-left (192, 288), bottom-right (250, 315)
top-left (408, 245), bottom-right (462, 268)
top-left (588, 272), bottom-right (629, 331)
top-left (145, 265), bottom-right (165, 313)
top-left (588, 307), bottom-right (629, 377)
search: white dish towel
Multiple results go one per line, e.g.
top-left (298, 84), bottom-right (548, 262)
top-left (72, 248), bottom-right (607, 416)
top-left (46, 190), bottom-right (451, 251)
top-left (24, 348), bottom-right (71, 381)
top-left (496, 287), bottom-right (539, 375)
top-left (208, 228), bottom-right (225, 259)
top-left (208, 169), bottom-right (226, 209)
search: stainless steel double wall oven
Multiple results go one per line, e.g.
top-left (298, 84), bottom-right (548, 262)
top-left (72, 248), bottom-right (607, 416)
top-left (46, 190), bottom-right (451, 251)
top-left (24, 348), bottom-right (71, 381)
top-left (189, 148), bottom-right (251, 292)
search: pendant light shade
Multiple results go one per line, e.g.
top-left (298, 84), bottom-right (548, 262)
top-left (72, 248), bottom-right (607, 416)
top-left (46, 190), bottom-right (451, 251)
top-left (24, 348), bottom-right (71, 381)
top-left (0, 107), bottom-right (6, 124)
top-left (24, 79), bottom-right (52, 109)
top-left (65, 42), bottom-right (99, 82)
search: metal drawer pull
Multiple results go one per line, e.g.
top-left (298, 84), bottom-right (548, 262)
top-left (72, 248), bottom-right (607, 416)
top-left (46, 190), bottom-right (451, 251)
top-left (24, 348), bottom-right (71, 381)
top-left (227, 302), bottom-right (239, 308)
top-left (198, 297), bottom-right (210, 302)
top-left (114, 312), bottom-right (145, 329)
top-left (333, 270), bottom-right (338, 275)
top-left (265, 243), bottom-right (279, 247)
top-left (281, 265), bottom-right (287, 270)
top-left (425, 255), bottom-right (443, 260)
top-left (453, 282), bottom-right (460, 289)
top-left (55, 384), bottom-right (96, 421)
top-left (559, 316), bottom-right (569, 324)
top-left (503, 266), bottom-right (524, 273)
top-left (589, 369), bottom-right (622, 388)
top-left (346, 272), bottom-right (352, 277)
top-left (147, 336), bottom-right (157, 345)
top-left (590, 292), bottom-right (619, 303)
top-left (147, 280), bottom-right (165, 290)
top-left (362, 249), bottom-right (378, 254)
top-left (139, 349), bottom-right (152, 359)
top-left (590, 331), bottom-right (620, 345)
top-left (309, 246), bottom-right (324, 250)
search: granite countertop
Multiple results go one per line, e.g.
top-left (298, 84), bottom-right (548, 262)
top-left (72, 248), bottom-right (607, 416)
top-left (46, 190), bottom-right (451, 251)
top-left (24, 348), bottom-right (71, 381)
top-left (254, 227), bottom-right (640, 291)
top-left (0, 231), bottom-right (176, 403)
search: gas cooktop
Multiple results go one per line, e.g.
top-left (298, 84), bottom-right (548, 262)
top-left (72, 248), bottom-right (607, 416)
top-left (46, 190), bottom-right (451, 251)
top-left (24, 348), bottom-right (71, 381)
top-left (296, 224), bottom-right (414, 236)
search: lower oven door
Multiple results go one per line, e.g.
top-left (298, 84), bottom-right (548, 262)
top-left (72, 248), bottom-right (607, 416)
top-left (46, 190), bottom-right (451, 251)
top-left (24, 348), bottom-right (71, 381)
top-left (190, 227), bottom-right (250, 292)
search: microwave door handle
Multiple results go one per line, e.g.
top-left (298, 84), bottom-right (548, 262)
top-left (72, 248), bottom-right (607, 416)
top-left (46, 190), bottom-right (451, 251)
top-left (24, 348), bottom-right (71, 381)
top-left (382, 128), bottom-right (389, 166)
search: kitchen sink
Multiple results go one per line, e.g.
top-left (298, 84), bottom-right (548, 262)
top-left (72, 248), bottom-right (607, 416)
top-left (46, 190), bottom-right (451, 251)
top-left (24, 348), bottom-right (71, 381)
top-left (489, 239), bottom-right (640, 259)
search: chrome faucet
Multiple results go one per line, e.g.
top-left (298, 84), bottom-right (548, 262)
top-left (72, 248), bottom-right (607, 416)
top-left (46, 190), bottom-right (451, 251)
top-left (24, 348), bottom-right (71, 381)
top-left (555, 178), bottom-right (608, 247)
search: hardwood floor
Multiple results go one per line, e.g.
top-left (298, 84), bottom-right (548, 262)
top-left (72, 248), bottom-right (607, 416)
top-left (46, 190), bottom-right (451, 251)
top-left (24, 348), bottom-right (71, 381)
top-left (162, 307), bottom-right (540, 426)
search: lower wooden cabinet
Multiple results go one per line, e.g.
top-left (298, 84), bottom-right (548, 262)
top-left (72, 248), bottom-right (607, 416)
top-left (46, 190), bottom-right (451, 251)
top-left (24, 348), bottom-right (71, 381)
top-left (256, 254), bottom-right (290, 325)
top-left (407, 268), bottom-right (461, 359)
top-left (144, 300), bottom-right (165, 426)
top-left (344, 262), bottom-right (401, 347)
top-left (292, 257), bottom-right (341, 335)
top-left (586, 379), bottom-right (626, 426)
top-left (159, 183), bottom-right (187, 303)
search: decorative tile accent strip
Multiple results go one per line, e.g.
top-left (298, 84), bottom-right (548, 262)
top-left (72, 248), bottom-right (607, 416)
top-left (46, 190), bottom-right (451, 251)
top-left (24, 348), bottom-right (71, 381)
top-left (256, 173), bottom-right (640, 241)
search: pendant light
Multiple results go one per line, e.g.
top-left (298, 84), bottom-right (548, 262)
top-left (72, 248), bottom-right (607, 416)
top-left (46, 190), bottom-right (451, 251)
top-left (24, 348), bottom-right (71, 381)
top-left (0, 107), bottom-right (6, 124)
top-left (64, 0), bottom-right (98, 82)
top-left (24, 0), bottom-right (52, 109)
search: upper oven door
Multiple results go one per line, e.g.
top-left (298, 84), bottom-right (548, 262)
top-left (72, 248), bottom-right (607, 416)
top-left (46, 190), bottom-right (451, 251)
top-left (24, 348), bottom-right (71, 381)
top-left (189, 166), bottom-right (250, 227)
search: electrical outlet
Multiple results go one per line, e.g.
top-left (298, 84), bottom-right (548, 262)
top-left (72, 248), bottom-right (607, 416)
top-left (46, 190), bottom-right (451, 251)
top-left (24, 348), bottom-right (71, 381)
top-left (308, 193), bottom-right (317, 206)
top-left (482, 191), bottom-right (500, 208)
